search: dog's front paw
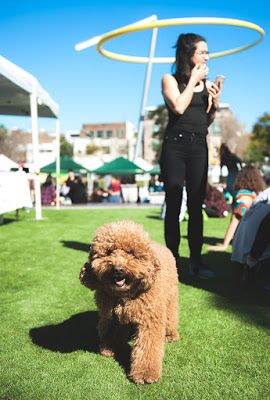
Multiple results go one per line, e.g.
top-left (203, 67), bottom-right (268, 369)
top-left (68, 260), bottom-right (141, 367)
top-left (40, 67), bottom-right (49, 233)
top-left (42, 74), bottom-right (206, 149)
top-left (100, 346), bottom-right (115, 357)
top-left (80, 263), bottom-right (97, 289)
top-left (129, 369), bottom-right (161, 384)
top-left (165, 331), bottom-right (180, 342)
top-left (80, 263), bottom-right (89, 283)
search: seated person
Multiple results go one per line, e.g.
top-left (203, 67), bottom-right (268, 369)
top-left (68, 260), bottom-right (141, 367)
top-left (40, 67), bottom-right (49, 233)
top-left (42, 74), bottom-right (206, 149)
top-left (41, 173), bottom-right (56, 206)
top-left (208, 166), bottom-right (265, 251)
top-left (90, 181), bottom-right (106, 203)
top-left (204, 183), bottom-right (230, 218)
top-left (232, 188), bottom-right (270, 288)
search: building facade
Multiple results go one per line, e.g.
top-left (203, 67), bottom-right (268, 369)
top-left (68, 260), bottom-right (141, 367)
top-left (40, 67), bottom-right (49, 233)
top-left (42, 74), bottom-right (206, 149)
top-left (76, 121), bottom-right (136, 162)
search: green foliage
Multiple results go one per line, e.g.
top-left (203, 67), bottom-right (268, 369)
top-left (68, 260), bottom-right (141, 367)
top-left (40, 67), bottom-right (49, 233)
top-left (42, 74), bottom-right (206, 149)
top-left (0, 124), bottom-right (8, 153)
top-left (0, 123), bottom-right (8, 137)
top-left (248, 112), bottom-right (270, 162)
top-left (147, 105), bottom-right (168, 160)
top-left (60, 135), bottom-right (73, 157)
top-left (86, 144), bottom-right (100, 155)
top-left (148, 104), bottom-right (168, 140)
top-left (0, 209), bottom-right (269, 400)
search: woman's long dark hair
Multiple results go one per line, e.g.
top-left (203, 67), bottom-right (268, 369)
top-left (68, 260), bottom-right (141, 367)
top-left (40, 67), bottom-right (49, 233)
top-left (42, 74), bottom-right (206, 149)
top-left (173, 33), bottom-right (206, 84)
top-left (42, 173), bottom-right (53, 187)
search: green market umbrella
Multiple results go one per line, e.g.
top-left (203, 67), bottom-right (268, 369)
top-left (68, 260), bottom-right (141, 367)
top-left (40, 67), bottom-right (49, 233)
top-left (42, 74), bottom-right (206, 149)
top-left (40, 156), bottom-right (90, 174)
top-left (93, 157), bottom-right (145, 175)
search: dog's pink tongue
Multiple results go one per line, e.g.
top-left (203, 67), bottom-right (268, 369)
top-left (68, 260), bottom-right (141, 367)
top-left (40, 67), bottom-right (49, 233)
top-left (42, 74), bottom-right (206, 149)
top-left (115, 278), bottom-right (125, 287)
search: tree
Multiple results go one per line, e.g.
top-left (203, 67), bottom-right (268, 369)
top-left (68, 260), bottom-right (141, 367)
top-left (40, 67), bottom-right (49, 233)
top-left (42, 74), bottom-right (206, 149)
top-left (147, 105), bottom-right (168, 161)
top-left (147, 105), bottom-right (168, 140)
top-left (248, 112), bottom-right (270, 162)
top-left (0, 124), bottom-right (9, 154)
top-left (86, 144), bottom-right (100, 155)
top-left (0, 125), bottom-right (27, 162)
top-left (60, 135), bottom-right (73, 157)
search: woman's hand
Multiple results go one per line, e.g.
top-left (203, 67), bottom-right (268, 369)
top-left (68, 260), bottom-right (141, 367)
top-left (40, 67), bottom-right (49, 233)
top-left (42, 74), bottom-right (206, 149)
top-left (208, 243), bottom-right (228, 252)
top-left (190, 63), bottom-right (209, 84)
top-left (206, 81), bottom-right (222, 113)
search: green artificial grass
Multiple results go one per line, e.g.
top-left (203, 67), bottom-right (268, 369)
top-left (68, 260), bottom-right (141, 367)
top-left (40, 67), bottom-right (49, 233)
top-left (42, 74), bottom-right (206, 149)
top-left (0, 208), bottom-right (269, 400)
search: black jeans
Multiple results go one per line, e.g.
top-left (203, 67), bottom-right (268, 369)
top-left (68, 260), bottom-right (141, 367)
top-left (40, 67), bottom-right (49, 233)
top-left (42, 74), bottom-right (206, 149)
top-left (160, 132), bottom-right (208, 261)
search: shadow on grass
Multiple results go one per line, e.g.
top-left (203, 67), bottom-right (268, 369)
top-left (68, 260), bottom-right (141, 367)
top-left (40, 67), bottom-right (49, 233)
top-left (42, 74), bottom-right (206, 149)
top-left (29, 311), bottom-right (99, 353)
top-left (60, 241), bottom-right (91, 253)
top-left (0, 217), bottom-right (19, 226)
top-left (179, 251), bottom-right (270, 329)
top-left (146, 215), bottom-right (162, 220)
top-left (181, 234), bottom-right (224, 246)
top-left (29, 311), bottom-right (131, 375)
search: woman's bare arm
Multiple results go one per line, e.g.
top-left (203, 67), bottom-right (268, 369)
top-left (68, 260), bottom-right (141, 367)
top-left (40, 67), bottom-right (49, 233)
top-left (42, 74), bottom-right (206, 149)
top-left (208, 214), bottom-right (240, 252)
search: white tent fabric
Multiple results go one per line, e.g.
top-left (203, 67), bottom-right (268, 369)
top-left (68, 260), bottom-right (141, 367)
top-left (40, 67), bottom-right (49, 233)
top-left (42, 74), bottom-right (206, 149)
top-left (134, 157), bottom-right (153, 172)
top-left (0, 171), bottom-right (32, 215)
top-left (0, 154), bottom-right (19, 171)
top-left (0, 55), bottom-right (60, 219)
top-left (0, 55), bottom-right (58, 118)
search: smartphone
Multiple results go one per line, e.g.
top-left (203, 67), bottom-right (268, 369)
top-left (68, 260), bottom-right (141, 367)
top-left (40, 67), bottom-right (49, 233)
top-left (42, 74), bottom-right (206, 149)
top-left (214, 75), bottom-right (225, 88)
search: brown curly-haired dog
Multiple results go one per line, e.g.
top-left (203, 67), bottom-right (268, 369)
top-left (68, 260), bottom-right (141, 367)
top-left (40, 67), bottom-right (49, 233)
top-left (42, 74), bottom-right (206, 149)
top-left (80, 220), bottom-right (179, 384)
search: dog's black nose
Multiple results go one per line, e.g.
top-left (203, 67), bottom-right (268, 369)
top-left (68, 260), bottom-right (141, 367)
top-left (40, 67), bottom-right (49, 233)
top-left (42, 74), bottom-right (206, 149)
top-left (113, 266), bottom-right (124, 275)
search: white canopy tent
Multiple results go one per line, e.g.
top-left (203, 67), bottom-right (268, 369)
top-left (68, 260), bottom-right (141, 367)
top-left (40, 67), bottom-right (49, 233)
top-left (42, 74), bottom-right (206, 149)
top-left (0, 55), bottom-right (60, 219)
top-left (0, 154), bottom-right (19, 171)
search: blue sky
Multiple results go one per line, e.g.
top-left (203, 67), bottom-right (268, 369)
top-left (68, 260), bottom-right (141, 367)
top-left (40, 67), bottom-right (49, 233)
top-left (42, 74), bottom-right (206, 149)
top-left (0, 0), bottom-right (269, 133)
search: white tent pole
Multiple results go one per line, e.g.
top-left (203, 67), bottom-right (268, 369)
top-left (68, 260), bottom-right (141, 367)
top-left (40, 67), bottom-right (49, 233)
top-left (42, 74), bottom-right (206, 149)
top-left (75, 15), bottom-right (157, 51)
top-left (55, 119), bottom-right (60, 209)
top-left (133, 21), bottom-right (158, 160)
top-left (30, 79), bottom-right (42, 220)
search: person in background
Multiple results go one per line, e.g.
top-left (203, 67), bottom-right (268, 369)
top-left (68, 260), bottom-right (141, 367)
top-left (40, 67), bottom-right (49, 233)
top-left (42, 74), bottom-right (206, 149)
top-left (90, 181), bottom-right (106, 203)
top-left (66, 169), bottom-right (76, 188)
top-left (69, 175), bottom-right (87, 204)
top-left (209, 166), bottom-right (266, 252)
top-left (41, 173), bottom-right (56, 206)
top-left (108, 176), bottom-right (122, 203)
top-left (220, 143), bottom-right (242, 197)
top-left (204, 183), bottom-right (230, 218)
top-left (231, 187), bottom-right (270, 289)
top-left (160, 32), bottom-right (222, 278)
top-left (66, 170), bottom-right (87, 204)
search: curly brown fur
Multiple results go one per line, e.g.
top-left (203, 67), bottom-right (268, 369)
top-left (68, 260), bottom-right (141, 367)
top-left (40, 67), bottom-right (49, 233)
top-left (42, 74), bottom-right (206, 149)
top-left (80, 220), bottom-right (179, 384)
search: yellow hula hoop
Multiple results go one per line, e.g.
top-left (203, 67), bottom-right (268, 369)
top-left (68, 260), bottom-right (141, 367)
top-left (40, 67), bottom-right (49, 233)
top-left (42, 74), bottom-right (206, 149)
top-left (96, 17), bottom-right (265, 63)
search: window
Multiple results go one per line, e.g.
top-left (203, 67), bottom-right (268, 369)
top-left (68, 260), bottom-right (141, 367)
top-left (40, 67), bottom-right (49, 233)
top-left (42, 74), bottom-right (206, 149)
top-left (97, 130), bottom-right (103, 138)
top-left (87, 130), bottom-right (95, 138)
top-left (116, 129), bottom-right (125, 138)
top-left (106, 130), bottom-right (112, 138)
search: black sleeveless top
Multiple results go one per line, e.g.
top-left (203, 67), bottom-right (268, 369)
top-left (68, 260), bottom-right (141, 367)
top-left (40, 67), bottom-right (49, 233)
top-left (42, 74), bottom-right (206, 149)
top-left (164, 80), bottom-right (209, 136)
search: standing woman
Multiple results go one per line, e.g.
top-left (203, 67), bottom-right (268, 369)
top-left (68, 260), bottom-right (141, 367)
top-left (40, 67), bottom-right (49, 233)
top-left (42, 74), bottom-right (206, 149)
top-left (160, 33), bottom-right (222, 278)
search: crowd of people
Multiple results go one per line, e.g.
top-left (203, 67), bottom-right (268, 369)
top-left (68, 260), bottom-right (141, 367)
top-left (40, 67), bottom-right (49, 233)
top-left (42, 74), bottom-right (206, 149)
top-left (41, 171), bottom-right (124, 206)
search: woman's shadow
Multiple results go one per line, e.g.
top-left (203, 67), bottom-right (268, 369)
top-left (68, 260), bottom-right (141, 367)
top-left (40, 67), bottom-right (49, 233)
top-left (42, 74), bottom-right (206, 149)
top-left (29, 311), bottom-right (131, 374)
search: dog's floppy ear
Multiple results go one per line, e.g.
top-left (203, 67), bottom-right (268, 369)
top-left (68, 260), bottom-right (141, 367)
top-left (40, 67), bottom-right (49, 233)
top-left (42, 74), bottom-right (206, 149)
top-left (139, 252), bottom-right (161, 291)
top-left (79, 262), bottom-right (98, 290)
